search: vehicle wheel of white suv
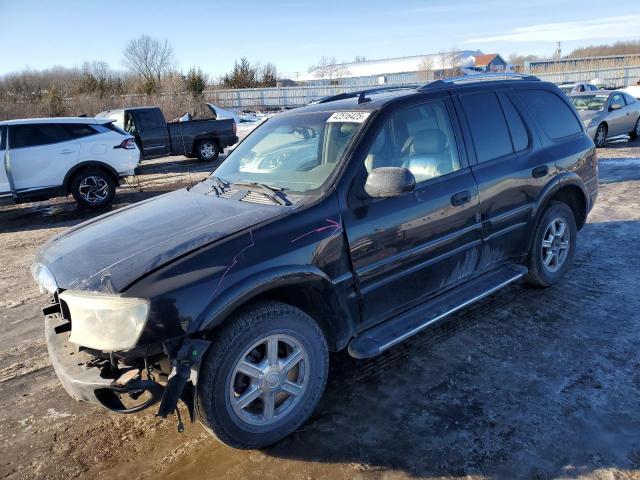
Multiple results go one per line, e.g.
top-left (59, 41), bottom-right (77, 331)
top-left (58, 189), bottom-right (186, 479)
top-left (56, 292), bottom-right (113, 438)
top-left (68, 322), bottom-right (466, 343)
top-left (70, 168), bottom-right (116, 209)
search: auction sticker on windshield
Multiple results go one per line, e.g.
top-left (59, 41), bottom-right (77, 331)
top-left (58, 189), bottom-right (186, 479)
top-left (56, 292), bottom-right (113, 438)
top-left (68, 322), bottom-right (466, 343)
top-left (327, 111), bottom-right (371, 123)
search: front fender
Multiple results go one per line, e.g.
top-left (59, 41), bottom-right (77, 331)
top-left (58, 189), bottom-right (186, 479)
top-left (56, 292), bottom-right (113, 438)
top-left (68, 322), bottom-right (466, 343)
top-left (195, 265), bottom-right (352, 333)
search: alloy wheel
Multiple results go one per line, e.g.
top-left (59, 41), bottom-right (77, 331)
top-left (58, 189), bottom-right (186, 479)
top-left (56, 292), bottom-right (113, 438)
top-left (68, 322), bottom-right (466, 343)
top-left (229, 334), bottom-right (309, 426)
top-left (541, 217), bottom-right (570, 273)
top-left (200, 142), bottom-right (216, 159)
top-left (78, 176), bottom-right (109, 204)
top-left (595, 125), bottom-right (606, 146)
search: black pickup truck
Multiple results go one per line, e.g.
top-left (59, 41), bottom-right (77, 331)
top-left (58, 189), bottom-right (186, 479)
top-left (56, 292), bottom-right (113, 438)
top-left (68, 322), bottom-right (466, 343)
top-left (96, 106), bottom-right (238, 161)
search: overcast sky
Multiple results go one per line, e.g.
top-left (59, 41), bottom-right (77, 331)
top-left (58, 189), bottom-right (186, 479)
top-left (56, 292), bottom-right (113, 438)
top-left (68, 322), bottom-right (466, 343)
top-left (2, 0), bottom-right (639, 78)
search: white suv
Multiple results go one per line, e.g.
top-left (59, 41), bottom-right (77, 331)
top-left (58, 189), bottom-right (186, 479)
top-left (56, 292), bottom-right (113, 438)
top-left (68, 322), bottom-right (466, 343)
top-left (0, 117), bottom-right (140, 208)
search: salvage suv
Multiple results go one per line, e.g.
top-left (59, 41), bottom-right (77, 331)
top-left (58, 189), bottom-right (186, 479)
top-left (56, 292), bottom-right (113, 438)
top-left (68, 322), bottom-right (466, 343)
top-left (35, 74), bottom-right (598, 448)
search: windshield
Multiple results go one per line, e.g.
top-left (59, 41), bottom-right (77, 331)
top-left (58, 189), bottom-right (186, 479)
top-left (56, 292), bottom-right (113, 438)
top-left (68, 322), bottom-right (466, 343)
top-left (213, 111), bottom-right (367, 193)
top-left (570, 94), bottom-right (609, 111)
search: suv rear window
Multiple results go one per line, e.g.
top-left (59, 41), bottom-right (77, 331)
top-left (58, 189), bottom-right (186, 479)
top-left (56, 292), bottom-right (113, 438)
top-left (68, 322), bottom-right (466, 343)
top-left (519, 89), bottom-right (582, 139)
top-left (11, 124), bottom-right (72, 148)
top-left (460, 92), bottom-right (513, 162)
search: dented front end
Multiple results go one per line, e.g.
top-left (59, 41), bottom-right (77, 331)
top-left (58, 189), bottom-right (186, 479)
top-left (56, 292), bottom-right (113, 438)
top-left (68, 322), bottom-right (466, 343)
top-left (43, 293), bottom-right (210, 420)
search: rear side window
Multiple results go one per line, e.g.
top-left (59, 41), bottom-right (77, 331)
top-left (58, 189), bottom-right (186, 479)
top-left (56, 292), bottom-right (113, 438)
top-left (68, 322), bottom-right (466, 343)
top-left (0, 126), bottom-right (6, 150)
top-left (519, 89), bottom-right (582, 139)
top-left (61, 124), bottom-right (97, 139)
top-left (624, 93), bottom-right (638, 104)
top-left (460, 92), bottom-right (513, 162)
top-left (11, 124), bottom-right (71, 148)
top-left (498, 93), bottom-right (529, 152)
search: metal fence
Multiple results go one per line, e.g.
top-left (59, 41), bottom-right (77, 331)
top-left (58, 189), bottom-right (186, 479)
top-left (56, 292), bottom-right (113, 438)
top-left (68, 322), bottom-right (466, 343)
top-left (198, 66), bottom-right (640, 109)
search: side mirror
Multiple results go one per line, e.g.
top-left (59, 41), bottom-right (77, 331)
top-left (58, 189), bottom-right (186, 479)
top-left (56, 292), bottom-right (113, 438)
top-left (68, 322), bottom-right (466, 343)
top-left (610, 103), bottom-right (623, 111)
top-left (364, 167), bottom-right (416, 198)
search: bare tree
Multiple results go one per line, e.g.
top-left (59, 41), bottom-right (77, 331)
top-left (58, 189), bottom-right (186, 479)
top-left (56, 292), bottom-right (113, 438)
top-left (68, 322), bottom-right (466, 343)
top-left (417, 56), bottom-right (435, 81)
top-left (308, 56), bottom-right (350, 83)
top-left (122, 35), bottom-right (175, 92)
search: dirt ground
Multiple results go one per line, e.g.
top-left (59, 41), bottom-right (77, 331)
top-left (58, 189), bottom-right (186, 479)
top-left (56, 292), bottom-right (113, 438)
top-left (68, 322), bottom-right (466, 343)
top-left (2, 139), bottom-right (640, 480)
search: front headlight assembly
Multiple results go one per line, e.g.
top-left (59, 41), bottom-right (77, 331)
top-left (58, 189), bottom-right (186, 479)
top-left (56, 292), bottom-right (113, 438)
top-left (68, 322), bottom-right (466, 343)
top-left (59, 290), bottom-right (150, 352)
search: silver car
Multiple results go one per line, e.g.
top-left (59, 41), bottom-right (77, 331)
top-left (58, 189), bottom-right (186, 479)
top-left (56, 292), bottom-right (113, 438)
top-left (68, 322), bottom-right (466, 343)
top-left (569, 91), bottom-right (640, 147)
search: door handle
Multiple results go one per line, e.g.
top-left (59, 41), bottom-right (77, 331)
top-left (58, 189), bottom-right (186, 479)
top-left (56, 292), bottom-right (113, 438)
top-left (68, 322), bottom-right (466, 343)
top-left (532, 165), bottom-right (548, 178)
top-left (60, 149), bottom-right (75, 154)
top-left (451, 190), bottom-right (471, 206)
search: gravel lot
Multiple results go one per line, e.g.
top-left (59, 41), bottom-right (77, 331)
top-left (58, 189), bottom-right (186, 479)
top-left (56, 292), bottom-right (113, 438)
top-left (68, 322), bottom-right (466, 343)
top-left (1, 139), bottom-right (640, 480)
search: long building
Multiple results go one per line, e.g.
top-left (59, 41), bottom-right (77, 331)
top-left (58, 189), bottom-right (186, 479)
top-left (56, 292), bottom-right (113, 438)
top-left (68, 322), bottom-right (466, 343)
top-left (298, 50), bottom-right (506, 86)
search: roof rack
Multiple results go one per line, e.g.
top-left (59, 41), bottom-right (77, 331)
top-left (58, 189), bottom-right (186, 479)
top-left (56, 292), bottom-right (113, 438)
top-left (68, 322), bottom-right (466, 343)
top-left (314, 84), bottom-right (421, 104)
top-left (418, 73), bottom-right (540, 91)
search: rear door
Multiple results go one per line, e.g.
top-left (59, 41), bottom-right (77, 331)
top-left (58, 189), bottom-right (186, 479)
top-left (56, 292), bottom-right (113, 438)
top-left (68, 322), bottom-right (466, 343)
top-left (455, 88), bottom-right (558, 270)
top-left (342, 95), bottom-right (482, 326)
top-left (9, 123), bottom-right (80, 191)
top-left (132, 109), bottom-right (170, 157)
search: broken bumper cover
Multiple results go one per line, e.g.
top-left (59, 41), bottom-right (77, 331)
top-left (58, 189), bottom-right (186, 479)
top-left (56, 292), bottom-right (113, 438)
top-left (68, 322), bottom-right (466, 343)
top-left (46, 315), bottom-right (114, 405)
top-left (46, 314), bottom-right (210, 419)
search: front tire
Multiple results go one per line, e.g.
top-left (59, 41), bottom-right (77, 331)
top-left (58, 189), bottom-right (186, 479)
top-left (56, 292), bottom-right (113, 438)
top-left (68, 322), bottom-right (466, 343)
top-left (70, 168), bottom-right (116, 208)
top-left (594, 123), bottom-right (607, 148)
top-left (526, 201), bottom-right (577, 287)
top-left (196, 139), bottom-right (220, 161)
top-left (630, 117), bottom-right (640, 140)
top-left (197, 301), bottom-right (329, 449)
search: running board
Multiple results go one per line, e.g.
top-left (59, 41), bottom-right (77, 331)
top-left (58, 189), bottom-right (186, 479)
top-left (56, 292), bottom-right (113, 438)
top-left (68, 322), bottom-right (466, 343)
top-left (348, 264), bottom-right (527, 359)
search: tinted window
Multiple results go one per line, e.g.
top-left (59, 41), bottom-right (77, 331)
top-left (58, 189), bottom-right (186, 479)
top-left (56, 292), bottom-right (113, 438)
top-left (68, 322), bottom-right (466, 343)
top-left (61, 124), bottom-right (97, 139)
top-left (136, 110), bottom-right (165, 129)
top-left (0, 126), bottom-right (5, 150)
top-left (364, 100), bottom-right (461, 183)
top-left (498, 93), bottom-right (529, 152)
top-left (11, 124), bottom-right (71, 148)
top-left (460, 92), bottom-right (513, 162)
top-left (519, 89), bottom-right (582, 139)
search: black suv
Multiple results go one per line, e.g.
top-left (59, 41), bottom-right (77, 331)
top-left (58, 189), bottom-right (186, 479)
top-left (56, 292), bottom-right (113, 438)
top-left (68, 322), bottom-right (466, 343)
top-left (35, 74), bottom-right (598, 448)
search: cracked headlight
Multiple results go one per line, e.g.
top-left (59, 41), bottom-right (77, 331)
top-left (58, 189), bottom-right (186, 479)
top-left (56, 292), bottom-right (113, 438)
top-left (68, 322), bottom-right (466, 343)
top-left (583, 118), bottom-right (592, 128)
top-left (31, 263), bottom-right (58, 294)
top-left (59, 290), bottom-right (150, 352)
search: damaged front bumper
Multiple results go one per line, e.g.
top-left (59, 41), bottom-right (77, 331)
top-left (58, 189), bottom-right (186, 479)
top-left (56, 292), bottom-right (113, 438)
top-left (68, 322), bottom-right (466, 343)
top-left (45, 309), bottom-right (210, 421)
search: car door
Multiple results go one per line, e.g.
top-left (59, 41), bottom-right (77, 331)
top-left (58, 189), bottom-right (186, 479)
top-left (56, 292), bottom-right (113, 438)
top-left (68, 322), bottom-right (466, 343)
top-left (342, 96), bottom-right (482, 326)
top-left (455, 88), bottom-right (559, 269)
top-left (132, 109), bottom-right (170, 158)
top-left (623, 93), bottom-right (640, 131)
top-left (0, 126), bottom-right (11, 196)
top-left (9, 124), bottom-right (80, 191)
top-left (607, 92), bottom-right (629, 136)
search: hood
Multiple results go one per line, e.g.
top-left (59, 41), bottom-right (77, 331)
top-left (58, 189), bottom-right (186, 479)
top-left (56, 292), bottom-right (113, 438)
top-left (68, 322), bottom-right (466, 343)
top-left (36, 180), bottom-right (286, 293)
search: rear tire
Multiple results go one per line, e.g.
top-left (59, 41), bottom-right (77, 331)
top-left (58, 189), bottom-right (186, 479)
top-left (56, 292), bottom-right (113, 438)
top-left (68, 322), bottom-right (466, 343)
top-left (196, 301), bottom-right (329, 449)
top-left (526, 201), bottom-right (577, 287)
top-left (630, 117), bottom-right (640, 140)
top-left (594, 123), bottom-right (607, 148)
top-left (70, 168), bottom-right (116, 209)
top-left (196, 139), bottom-right (219, 161)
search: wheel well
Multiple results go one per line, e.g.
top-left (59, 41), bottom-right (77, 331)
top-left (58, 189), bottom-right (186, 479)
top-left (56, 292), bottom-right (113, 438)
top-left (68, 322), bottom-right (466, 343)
top-left (205, 284), bottom-right (346, 352)
top-left (65, 163), bottom-right (119, 194)
top-left (547, 185), bottom-right (587, 230)
top-left (195, 137), bottom-right (220, 149)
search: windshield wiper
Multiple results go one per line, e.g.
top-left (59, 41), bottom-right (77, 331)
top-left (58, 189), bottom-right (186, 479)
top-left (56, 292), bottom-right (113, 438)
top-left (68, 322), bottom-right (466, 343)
top-left (232, 181), bottom-right (290, 206)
